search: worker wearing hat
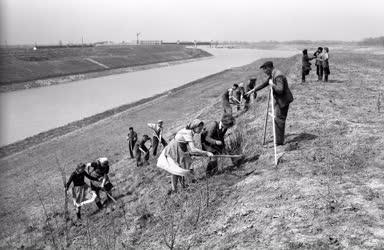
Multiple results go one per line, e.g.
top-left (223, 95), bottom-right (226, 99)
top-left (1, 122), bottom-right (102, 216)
top-left (253, 61), bottom-right (293, 145)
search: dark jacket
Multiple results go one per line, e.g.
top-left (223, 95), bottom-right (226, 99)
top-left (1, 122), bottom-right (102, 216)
top-left (255, 69), bottom-right (293, 108)
top-left (127, 131), bottom-right (137, 142)
top-left (200, 121), bottom-right (227, 154)
top-left (135, 137), bottom-right (150, 153)
top-left (302, 54), bottom-right (315, 71)
top-left (66, 171), bottom-right (98, 189)
top-left (246, 79), bottom-right (256, 92)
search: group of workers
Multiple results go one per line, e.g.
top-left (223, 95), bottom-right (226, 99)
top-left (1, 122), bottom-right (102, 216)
top-left (126, 120), bottom-right (168, 166)
top-left (302, 47), bottom-right (330, 83)
top-left (221, 77), bottom-right (257, 115)
top-left (65, 59), bottom-right (294, 219)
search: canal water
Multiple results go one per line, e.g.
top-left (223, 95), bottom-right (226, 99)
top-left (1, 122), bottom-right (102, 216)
top-left (0, 48), bottom-right (297, 146)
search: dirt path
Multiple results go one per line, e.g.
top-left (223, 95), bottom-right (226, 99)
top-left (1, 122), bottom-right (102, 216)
top-left (1, 51), bottom-right (383, 249)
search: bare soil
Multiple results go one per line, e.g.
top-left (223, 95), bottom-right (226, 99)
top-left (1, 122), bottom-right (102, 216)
top-left (0, 50), bottom-right (383, 249)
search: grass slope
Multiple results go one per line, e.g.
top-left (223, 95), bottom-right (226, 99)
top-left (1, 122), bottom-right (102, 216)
top-left (0, 51), bottom-right (383, 249)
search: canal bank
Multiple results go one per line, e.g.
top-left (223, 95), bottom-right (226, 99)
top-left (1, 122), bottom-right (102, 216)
top-left (0, 48), bottom-right (297, 146)
top-left (0, 53), bottom-right (302, 240)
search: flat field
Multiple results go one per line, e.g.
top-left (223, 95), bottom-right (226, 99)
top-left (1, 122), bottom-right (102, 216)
top-left (0, 45), bottom-right (210, 87)
top-left (0, 50), bottom-right (383, 249)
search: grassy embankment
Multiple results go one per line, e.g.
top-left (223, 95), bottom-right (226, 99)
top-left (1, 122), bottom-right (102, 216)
top-left (0, 45), bottom-right (211, 91)
top-left (0, 51), bottom-right (383, 249)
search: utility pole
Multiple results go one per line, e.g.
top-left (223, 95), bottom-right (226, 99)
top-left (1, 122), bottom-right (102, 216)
top-left (136, 32), bottom-right (141, 45)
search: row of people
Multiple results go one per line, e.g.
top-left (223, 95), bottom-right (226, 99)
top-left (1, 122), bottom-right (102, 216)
top-left (158, 60), bottom-right (294, 192)
top-left (126, 120), bottom-right (168, 166)
top-left (65, 59), bottom-right (294, 219)
top-left (302, 47), bottom-right (330, 83)
top-left (127, 115), bottom-right (236, 193)
top-left (157, 114), bottom-right (236, 193)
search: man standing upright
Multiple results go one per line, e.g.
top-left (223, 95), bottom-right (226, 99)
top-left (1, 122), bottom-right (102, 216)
top-left (314, 47), bottom-right (324, 81)
top-left (148, 120), bottom-right (167, 156)
top-left (126, 127), bottom-right (138, 159)
top-left (253, 61), bottom-right (294, 146)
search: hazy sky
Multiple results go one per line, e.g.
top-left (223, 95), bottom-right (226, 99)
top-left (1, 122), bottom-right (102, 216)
top-left (1, 0), bottom-right (383, 45)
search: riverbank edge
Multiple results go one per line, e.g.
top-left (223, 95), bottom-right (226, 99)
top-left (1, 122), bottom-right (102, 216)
top-left (0, 54), bottom-right (212, 93)
top-left (0, 67), bottom-right (231, 159)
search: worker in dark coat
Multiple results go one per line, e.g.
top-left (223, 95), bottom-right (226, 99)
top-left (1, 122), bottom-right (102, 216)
top-left (134, 134), bottom-right (151, 166)
top-left (222, 84), bottom-right (239, 115)
top-left (301, 49), bottom-right (316, 83)
top-left (200, 114), bottom-right (236, 176)
top-left (253, 61), bottom-right (294, 145)
top-left (243, 78), bottom-right (257, 111)
top-left (314, 47), bottom-right (324, 81)
top-left (126, 127), bottom-right (138, 159)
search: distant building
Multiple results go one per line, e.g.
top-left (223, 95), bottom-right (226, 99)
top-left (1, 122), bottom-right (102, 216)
top-left (139, 40), bottom-right (162, 45)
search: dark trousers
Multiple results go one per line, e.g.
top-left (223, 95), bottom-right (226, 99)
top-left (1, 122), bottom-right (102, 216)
top-left (302, 71), bottom-right (306, 82)
top-left (302, 68), bottom-right (310, 82)
top-left (135, 148), bottom-right (149, 166)
top-left (202, 143), bottom-right (223, 177)
top-left (128, 140), bottom-right (136, 158)
top-left (323, 66), bottom-right (330, 82)
top-left (316, 65), bottom-right (323, 80)
top-left (274, 104), bottom-right (289, 145)
top-left (206, 159), bottom-right (219, 176)
top-left (171, 175), bottom-right (185, 192)
top-left (90, 185), bottom-right (106, 209)
top-left (152, 136), bottom-right (167, 156)
top-left (244, 92), bottom-right (257, 111)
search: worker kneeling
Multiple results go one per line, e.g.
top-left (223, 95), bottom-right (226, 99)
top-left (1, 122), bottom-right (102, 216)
top-left (201, 114), bottom-right (236, 177)
top-left (87, 157), bottom-right (113, 209)
top-left (157, 119), bottom-right (213, 193)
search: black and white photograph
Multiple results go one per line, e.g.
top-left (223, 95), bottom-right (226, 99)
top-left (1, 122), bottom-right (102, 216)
top-left (0, 0), bottom-right (383, 248)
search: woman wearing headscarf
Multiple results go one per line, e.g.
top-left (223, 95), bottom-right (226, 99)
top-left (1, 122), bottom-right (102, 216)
top-left (65, 163), bottom-right (98, 219)
top-left (301, 49), bottom-right (316, 83)
top-left (157, 119), bottom-right (213, 193)
top-left (322, 47), bottom-right (330, 82)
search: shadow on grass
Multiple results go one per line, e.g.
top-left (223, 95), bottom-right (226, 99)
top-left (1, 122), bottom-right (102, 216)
top-left (285, 132), bottom-right (318, 143)
top-left (327, 79), bottom-right (345, 83)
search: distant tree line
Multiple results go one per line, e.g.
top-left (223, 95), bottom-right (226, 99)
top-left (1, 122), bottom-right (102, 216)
top-left (358, 36), bottom-right (384, 47)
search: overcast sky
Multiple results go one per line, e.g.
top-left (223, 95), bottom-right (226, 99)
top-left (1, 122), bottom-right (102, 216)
top-left (1, 0), bottom-right (383, 45)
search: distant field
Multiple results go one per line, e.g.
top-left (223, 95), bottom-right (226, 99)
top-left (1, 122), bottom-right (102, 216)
top-left (0, 45), bottom-right (211, 85)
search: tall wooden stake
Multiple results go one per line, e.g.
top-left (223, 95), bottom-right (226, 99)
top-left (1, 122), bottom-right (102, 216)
top-left (262, 89), bottom-right (271, 145)
top-left (270, 87), bottom-right (278, 166)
